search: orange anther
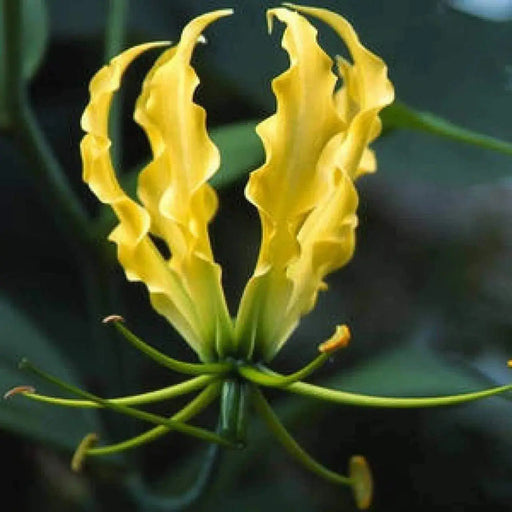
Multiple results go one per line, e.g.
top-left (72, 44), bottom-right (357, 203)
top-left (318, 325), bottom-right (351, 354)
top-left (3, 385), bottom-right (36, 399)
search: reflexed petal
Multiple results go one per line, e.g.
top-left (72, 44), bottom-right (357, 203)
top-left (133, 10), bottom-right (235, 358)
top-left (80, 27), bottom-right (231, 360)
top-left (292, 4), bottom-right (395, 179)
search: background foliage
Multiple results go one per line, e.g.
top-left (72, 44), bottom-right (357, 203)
top-left (2, 0), bottom-right (512, 510)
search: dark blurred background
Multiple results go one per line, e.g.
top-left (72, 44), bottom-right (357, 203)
top-left (1, 0), bottom-right (512, 510)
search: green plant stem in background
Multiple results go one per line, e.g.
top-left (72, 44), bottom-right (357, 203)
top-left (2, 0), bottom-right (97, 254)
top-left (104, 0), bottom-right (128, 169)
top-left (382, 101), bottom-right (512, 156)
top-left (105, 0), bottom-right (128, 61)
top-left (127, 424), bottom-right (223, 511)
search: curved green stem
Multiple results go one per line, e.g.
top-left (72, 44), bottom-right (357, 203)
top-left (88, 382), bottom-right (221, 457)
top-left (110, 320), bottom-right (232, 375)
top-left (19, 359), bottom-right (237, 448)
top-left (238, 354), bottom-right (330, 387)
top-left (20, 374), bottom-right (216, 408)
top-left (285, 380), bottom-right (512, 408)
top-left (3, 0), bottom-right (97, 254)
top-left (251, 386), bottom-right (350, 486)
top-left (127, 423), bottom-right (223, 511)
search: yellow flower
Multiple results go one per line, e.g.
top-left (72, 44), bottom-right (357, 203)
top-left (12, 9), bottom-right (512, 510)
top-left (80, 5), bottom-right (394, 364)
top-left (13, 8), bottom-right (512, 507)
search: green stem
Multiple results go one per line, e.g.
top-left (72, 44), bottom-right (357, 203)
top-left (251, 386), bottom-right (351, 486)
top-left (3, 0), bottom-right (97, 254)
top-left (127, 423), bottom-right (223, 511)
top-left (88, 382), bottom-right (221, 456)
top-left (104, 0), bottom-right (128, 61)
top-left (20, 359), bottom-right (237, 448)
top-left (285, 380), bottom-right (512, 408)
top-left (382, 101), bottom-right (512, 157)
top-left (110, 320), bottom-right (233, 375)
top-left (104, 0), bottom-right (129, 169)
top-left (20, 374), bottom-right (216, 408)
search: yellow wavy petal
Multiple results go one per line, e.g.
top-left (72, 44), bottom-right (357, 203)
top-left (237, 6), bottom-right (393, 360)
top-left (286, 171), bottom-right (358, 323)
top-left (133, 10), bottom-right (235, 358)
top-left (236, 7), bottom-right (344, 359)
top-left (246, 7), bottom-right (344, 270)
top-left (287, 4), bottom-right (394, 179)
top-left (80, 42), bottom-right (217, 361)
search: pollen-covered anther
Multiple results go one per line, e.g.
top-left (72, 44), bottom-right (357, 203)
top-left (348, 455), bottom-right (373, 510)
top-left (102, 314), bottom-right (125, 324)
top-left (3, 385), bottom-right (36, 399)
top-left (507, 360), bottom-right (512, 368)
top-left (318, 325), bottom-right (351, 354)
top-left (71, 433), bottom-right (99, 473)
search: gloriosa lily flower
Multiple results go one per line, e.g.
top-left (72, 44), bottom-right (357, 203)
top-left (81, 5), bottom-right (393, 365)
top-left (9, 5), bottom-right (512, 510)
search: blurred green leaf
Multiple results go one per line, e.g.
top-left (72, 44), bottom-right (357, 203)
top-left (0, 0), bottom-right (48, 128)
top-left (0, 295), bottom-right (102, 450)
top-left (382, 101), bottom-right (512, 158)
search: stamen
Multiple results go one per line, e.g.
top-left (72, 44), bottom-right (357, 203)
top-left (87, 382), bottom-right (221, 457)
top-left (284, 379), bottom-right (512, 408)
top-left (3, 385), bottom-right (36, 399)
top-left (71, 433), bottom-right (99, 472)
top-left (318, 324), bottom-right (351, 354)
top-left (104, 317), bottom-right (232, 375)
top-left (349, 455), bottom-right (373, 510)
top-left (18, 374), bottom-right (216, 408)
top-left (240, 327), bottom-right (352, 388)
top-left (19, 358), bottom-right (238, 448)
top-left (252, 386), bottom-right (352, 487)
top-left (507, 360), bottom-right (512, 368)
